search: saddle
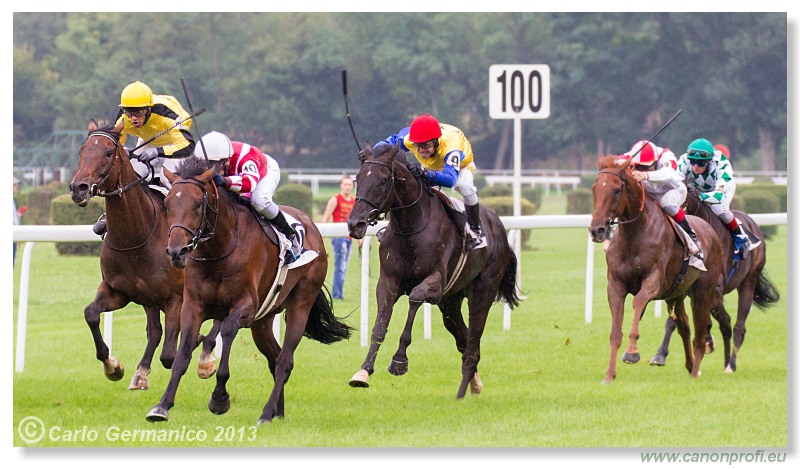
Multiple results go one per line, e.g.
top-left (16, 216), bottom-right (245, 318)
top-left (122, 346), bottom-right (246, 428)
top-left (430, 188), bottom-right (470, 239)
top-left (231, 196), bottom-right (280, 247)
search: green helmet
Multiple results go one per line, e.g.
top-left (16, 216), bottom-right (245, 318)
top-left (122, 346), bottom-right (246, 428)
top-left (687, 138), bottom-right (714, 160)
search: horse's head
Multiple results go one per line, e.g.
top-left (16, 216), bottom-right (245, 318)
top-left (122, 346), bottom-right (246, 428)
top-left (589, 155), bottom-right (640, 243)
top-left (348, 141), bottom-right (402, 239)
top-left (69, 120), bottom-right (126, 206)
top-left (163, 157), bottom-right (218, 268)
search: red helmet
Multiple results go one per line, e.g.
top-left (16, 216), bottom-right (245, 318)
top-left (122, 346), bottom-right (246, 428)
top-left (714, 144), bottom-right (730, 158)
top-left (408, 114), bottom-right (442, 143)
top-left (625, 140), bottom-right (658, 166)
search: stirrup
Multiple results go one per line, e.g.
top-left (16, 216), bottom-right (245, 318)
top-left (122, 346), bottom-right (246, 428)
top-left (466, 228), bottom-right (487, 250)
top-left (93, 213), bottom-right (107, 237)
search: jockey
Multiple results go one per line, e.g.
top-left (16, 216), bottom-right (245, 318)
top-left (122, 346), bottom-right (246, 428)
top-left (93, 81), bottom-right (196, 236)
top-left (623, 140), bottom-right (704, 260)
top-left (376, 114), bottom-right (486, 250)
top-left (196, 131), bottom-right (310, 265)
top-left (677, 138), bottom-right (754, 258)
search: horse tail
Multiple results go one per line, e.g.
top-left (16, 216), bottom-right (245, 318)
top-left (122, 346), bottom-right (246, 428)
top-left (753, 269), bottom-right (781, 309)
top-left (303, 285), bottom-right (353, 344)
top-left (497, 245), bottom-right (521, 309)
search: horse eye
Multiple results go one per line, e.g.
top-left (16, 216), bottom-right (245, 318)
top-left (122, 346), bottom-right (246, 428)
top-left (105, 150), bottom-right (114, 158)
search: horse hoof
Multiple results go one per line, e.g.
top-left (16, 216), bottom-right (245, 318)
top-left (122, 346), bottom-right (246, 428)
top-left (649, 355), bottom-right (666, 366)
top-left (349, 369), bottom-right (370, 388)
top-left (208, 395), bottom-right (231, 415)
top-left (104, 357), bottom-right (125, 381)
top-left (198, 359), bottom-right (217, 379)
top-left (388, 358), bottom-right (408, 376)
top-left (146, 407), bottom-right (169, 422)
top-left (622, 352), bottom-right (640, 364)
top-left (705, 337), bottom-right (716, 354)
top-left (729, 357), bottom-right (737, 372)
top-left (128, 374), bottom-right (149, 390)
top-left (725, 365), bottom-right (734, 374)
top-left (469, 372), bottom-right (483, 395)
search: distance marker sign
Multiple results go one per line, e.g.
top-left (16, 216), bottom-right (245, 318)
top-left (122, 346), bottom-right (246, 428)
top-left (489, 64), bottom-right (550, 119)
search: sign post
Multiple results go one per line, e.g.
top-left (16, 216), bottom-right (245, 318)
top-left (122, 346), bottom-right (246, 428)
top-left (489, 64), bottom-right (550, 327)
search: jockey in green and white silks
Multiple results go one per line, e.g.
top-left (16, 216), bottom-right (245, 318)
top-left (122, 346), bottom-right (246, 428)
top-left (677, 138), bottom-right (754, 257)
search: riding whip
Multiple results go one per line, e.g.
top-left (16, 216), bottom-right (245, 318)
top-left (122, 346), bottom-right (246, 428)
top-left (628, 109), bottom-right (682, 159)
top-left (341, 69), bottom-right (362, 151)
top-left (130, 107), bottom-right (206, 153)
top-left (180, 77), bottom-right (210, 167)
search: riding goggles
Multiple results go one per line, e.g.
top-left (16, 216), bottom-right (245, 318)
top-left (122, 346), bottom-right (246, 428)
top-left (123, 108), bottom-right (148, 118)
top-left (687, 150), bottom-right (711, 159)
top-left (688, 159), bottom-right (710, 167)
top-left (412, 139), bottom-right (436, 150)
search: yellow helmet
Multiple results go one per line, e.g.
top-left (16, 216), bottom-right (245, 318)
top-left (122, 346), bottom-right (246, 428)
top-left (119, 81), bottom-right (154, 108)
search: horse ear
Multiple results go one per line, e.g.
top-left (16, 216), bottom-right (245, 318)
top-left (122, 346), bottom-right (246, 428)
top-left (199, 167), bottom-right (217, 184)
top-left (387, 142), bottom-right (399, 161)
top-left (360, 141), bottom-right (373, 162)
top-left (164, 167), bottom-right (177, 185)
top-left (618, 156), bottom-right (632, 170)
top-left (87, 119), bottom-right (98, 132)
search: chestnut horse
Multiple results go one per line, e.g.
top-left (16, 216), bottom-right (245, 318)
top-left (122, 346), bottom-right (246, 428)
top-left (650, 184), bottom-right (780, 371)
top-left (346, 142), bottom-right (520, 399)
top-left (69, 122), bottom-right (218, 390)
top-left (589, 156), bottom-right (724, 383)
top-left (146, 157), bottom-right (351, 424)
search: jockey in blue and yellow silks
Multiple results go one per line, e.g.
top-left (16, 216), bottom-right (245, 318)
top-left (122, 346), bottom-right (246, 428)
top-left (378, 114), bottom-right (486, 250)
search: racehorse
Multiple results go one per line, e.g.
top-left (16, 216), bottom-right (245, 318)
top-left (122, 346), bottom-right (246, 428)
top-left (69, 120), bottom-right (218, 390)
top-left (146, 157), bottom-right (351, 424)
top-left (650, 184), bottom-right (780, 371)
top-left (589, 155), bottom-right (725, 383)
top-left (346, 142), bottom-right (520, 399)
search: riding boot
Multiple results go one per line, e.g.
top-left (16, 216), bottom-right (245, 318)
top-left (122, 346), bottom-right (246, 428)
top-left (732, 225), bottom-right (751, 259)
top-left (270, 210), bottom-right (303, 264)
top-left (93, 213), bottom-right (107, 237)
top-left (465, 203), bottom-right (487, 250)
top-left (677, 218), bottom-right (703, 261)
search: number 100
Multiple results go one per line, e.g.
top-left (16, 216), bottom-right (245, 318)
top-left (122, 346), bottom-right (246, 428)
top-left (495, 70), bottom-right (543, 113)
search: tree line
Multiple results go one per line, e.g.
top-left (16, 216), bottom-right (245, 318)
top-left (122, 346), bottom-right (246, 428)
top-left (13, 12), bottom-right (786, 172)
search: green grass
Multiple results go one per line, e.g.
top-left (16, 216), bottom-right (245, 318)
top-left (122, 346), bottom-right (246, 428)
top-left (11, 194), bottom-right (788, 449)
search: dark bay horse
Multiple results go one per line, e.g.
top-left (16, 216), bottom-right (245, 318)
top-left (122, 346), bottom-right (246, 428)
top-left (69, 121), bottom-right (218, 390)
top-left (147, 157), bottom-right (351, 424)
top-left (650, 184), bottom-right (780, 371)
top-left (589, 156), bottom-right (724, 383)
top-left (346, 142), bottom-right (520, 399)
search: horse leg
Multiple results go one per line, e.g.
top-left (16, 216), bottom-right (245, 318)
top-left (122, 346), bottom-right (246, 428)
top-left (709, 296), bottom-right (733, 373)
top-left (158, 296), bottom-right (182, 370)
top-left (128, 306), bottom-right (162, 390)
top-left (251, 316), bottom-right (283, 418)
top-left (649, 317), bottom-right (677, 366)
top-left (603, 282), bottom-right (627, 384)
top-left (198, 319), bottom-right (222, 379)
top-left (208, 310), bottom-right (247, 416)
top-left (623, 294), bottom-right (651, 365)
top-left (388, 300), bottom-right (424, 376)
top-left (730, 279), bottom-right (756, 372)
top-left (688, 293), bottom-right (711, 378)
top-left (438, 295), bottom-right (482, 393)
top-left (84, 281), bottom-right (130, 382)
top-left (146, 305), bottom-right (203, 422)
top-left (389, 274), bottom-right (443, 376)
top-left (669, 299), bottom-right (695, 374)
top-left (349, 277), bottom-right (401, 388)
top-left (456, 290), bottom-right (494, 399)
top-left (258, 301), bottom-right (313, 425)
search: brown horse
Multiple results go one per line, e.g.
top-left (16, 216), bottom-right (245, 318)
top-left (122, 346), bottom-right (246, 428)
top-left (650, 184), bottom-right (780, 371)
top-left (589, 155), bottom-right (724, 383)
top-left (69, 121), bottom-right (218, 390)
top-left (346, 142), bottom-right (520, 399)
top-left (146, 157), bottom-right (351, 424)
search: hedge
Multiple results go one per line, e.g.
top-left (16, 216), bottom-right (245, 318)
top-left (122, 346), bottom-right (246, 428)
top-left (481, 195), bottom-right (537, 248)
top-left (16, 182), bottom-right (70, 225)
top-left (51, 193), bottom-right (104, 255)
top-left (274, 183), bottom-right (313, 218)
top-left (566, 188), bottom-right (594, 214)
top-left (732, 190), bottom-right (780, 240)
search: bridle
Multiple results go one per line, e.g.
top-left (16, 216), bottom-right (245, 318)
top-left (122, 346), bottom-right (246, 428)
top-left (598, 168), bottom-right (646, 226)
top-left (84, 131), bottom-right (152, 198)
top-left (355, 158), bottom-right (429, 235)
top-left (167, 178), bottom-right (225, 259)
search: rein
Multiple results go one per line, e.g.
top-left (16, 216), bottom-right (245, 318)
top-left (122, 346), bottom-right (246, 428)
top-left (168, 178), bottom-right (238, 261)
top-left (599, 168), bottom-right (646, 225)
top-left (356, 159), bottom-right (430, 235)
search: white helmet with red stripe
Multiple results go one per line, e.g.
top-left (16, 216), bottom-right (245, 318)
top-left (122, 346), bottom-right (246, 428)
top-left (196, 131), bottom-right (233, 161)
top-left (624, 140), bottom-right (658, 166)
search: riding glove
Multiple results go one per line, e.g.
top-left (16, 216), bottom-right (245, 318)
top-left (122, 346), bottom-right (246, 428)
top-left (137, 148), bottom-right (160, 164)
top-left (213, 173), bottom-right (230, 188)
top-left (407, 162), bottom-right (425, 179)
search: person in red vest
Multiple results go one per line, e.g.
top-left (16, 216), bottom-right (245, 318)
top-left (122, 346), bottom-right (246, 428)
top-left (322, 175), bottom-right (357, 299)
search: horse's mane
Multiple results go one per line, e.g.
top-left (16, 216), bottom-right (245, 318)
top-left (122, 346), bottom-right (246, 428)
top-left (88, 123), bottom-right (121, 141)
top-left (175, 157), bottom-right (212, 179)
top-left (598, 154), bottom-right (624, 170)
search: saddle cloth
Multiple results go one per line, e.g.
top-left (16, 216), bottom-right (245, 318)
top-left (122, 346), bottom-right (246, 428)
top-left (666, 218), bottom-right (707, 272)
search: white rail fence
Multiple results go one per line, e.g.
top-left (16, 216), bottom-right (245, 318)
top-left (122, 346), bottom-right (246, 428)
top-left (13, 213), bottom-right (787, 372)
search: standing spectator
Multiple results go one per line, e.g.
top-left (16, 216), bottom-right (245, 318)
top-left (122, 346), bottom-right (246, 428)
top-left (322, 175), bottom-right (357, 299)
